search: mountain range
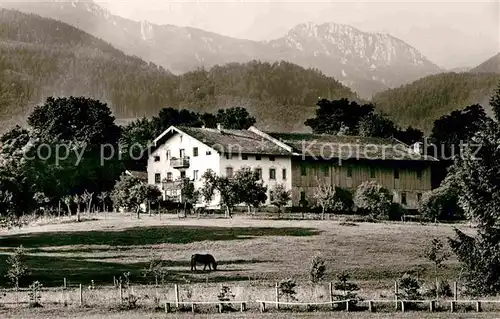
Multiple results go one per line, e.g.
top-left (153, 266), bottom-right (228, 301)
top-left (1, 0), bottom-right (442, 98)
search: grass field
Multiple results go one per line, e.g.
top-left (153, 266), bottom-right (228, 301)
top-left (0, 213), bottom-right (481, 316)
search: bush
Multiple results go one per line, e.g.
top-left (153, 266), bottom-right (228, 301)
top-left (309, 255), bottom-right (326, 283)
top-left (333, 271), bottom-right (360, 309)
top-left (397, 273), bottom-right (422, 300)
top-left (419, 183), bottom-right (464, 221)
top-left (423, 279), bottom-right (453, 298)
top-left (278, 279), bottom-right (297, 302)
top-left (354, 181), bottom-right (392, 219)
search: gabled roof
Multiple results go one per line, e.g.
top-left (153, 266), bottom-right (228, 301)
top-left (152, 126), bottom-right (293, 156)
top-left (265, 132), bottom-right (437, 161)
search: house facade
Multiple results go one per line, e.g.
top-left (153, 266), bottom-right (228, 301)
top-left (147, 125), bottom-right (436, 210)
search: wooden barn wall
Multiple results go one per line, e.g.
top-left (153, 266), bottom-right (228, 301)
top-left (290, 158), bottom-right (433, 209)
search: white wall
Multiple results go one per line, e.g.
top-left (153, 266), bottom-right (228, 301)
top-left (147, 130), bottom-right (221, 203)
top-left (220, 154), bottom-right (292, 205)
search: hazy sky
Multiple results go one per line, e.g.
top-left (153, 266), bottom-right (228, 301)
top-left (97, 0), bottom-right (499, 69)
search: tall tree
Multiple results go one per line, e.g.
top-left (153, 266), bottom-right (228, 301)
top-left (233, 169), bottom-right (267, 213)
top-left (152, 107), bottom-right (202, 133)
top-left (215, 107), bottom-right (257, 130)
top-left (449, 120), bottom-right (500, 296)
top-left (304, 98), bottom-right (374, 135)
top-left (489, 82), bottom-right (500, 122)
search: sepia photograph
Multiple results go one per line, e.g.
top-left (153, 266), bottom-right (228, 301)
top-left (0, 0), bottom-right (499, 317)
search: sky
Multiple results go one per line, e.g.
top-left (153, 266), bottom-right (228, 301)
top-left (97, 0), bottom-right (499, 69)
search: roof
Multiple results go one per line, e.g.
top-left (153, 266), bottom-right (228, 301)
top-left (177, 126), bottom-right (292, 156)
top-left (125, 170), bottom-right (148, 181)
top-left (265, 132), bottom-right (437, 161)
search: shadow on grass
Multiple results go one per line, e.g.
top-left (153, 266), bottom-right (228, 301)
top-left (0, 254), bottom-right (271, 288)
top-left (0, 226), bottom-right (320, 248)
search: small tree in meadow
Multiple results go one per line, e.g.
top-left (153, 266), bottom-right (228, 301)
top-left (128, 183), bottom-right (162, 219)
top-left (354, 181), bottom-right (392, 219)
top-left (142, 257), bottom-right (167, 286)
top-left (423, 238), bottom-right (449, 299)
top-left (73, 194), bottom-right (83, 222)
top-left (33, 192), bottom-right (50, 214)
top-left (201, 170), bottom-right (239, 218)
top-left (234, 169), bottom-right (267, 214)
top-left (217, 285), bottom-right (236, 311)
top-left (397, 273), bottom-right (422, 303)
top-left (5, 245), bottom-right (28, 290)
top-left (97, 191), bottom-right (109, 212)
top-left (310, 255), bottom-right (326, 283)
top-left (81, 190), bottom-right (93, 214)
top-left (333, 271), bottom-right (359, 309)
top-left (110, 175), bottom-right (141, 212)
top-left (314, 181), bottom-right (353, 219)
top-left (278, 279), bottom-right (297, 302)
top-left (180, 178), bottom-right (199, 217)
top-left (61, 195), bottom-right (73, 216)
top-left (270, 184), bottom-right (291, 218)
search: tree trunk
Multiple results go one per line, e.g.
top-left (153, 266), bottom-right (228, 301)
top-left (102, 202), bottom-right (106, 213)
top-left (77, 205), bottom-right (81, 222)
top-left (322, 207), bottom-right (325, 220)
top-left (58, 201), bottom-right (61, 217)
top-left (136, 206), bottom-right (140, 219)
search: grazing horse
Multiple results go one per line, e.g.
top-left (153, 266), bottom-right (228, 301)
top-left (190, 254), bottom-right (217, 271)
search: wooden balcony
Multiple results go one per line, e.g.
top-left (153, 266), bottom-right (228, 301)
top-left (170, 157), bottom-right (190, 169)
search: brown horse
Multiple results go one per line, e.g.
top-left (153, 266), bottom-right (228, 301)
top-left (190, 254), bottom-right (217, 271)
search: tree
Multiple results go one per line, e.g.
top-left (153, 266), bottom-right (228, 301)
top-left (119, 118), bottom-right (157, 171)
top-left (489, 81), bottom-right (500, 122)
top-left (73, 194), bottom-right (83, 222)
top-left (215, 107), bottom-right (256, 130)
top-left (5, 245), bottom-right (28, 290)
top-left (61, 195), bottom-right (73, 216)
top-left (418, 175), bottom-right (464, 221)
top-left (314, 181), bottom-right (353, 219)
top-left (97, 191), bottom-right (109, 212)
top-left (333, 271), bottom-right (360, 309)
top-left (448, 120), bottom-right (500, 296)
top-left (354, 181), bottom-right (393, 219)
top-left (81, 190), bottom-right (93, 214)
top-left (304, 98), bottom-right (374, 135)
top-left (309, 255), bottom-right (326, 283)
top-left (180, 178), bottom-right (199, 217)
top-left (152, 107), bottom-right (202, 133)
top-left (423, 238), bottom-right (449, 299)
top-left (128, 183), bottom-right (162, 219)
top-left (110, 175), bottom-right (142, 212)
top-left (200, 170), bottom-right (239, 218)
top-left (394, 126), bottom-right (424, 145)
top-left (233, 169), bottom-right (267, 213)
top-left (270, 184), bottom-right (291, 218)
top-left (430, 104), bottom-right (491, 159)
top-left (358, 112), bottom-right (397, 138)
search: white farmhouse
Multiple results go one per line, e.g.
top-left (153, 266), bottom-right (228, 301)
top-left (147, 124), bottom-right (437, 210)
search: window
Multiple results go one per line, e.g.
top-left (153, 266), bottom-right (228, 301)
top-left (179, 135), bottom-right (183, 142)
top-left (269, 191), bottom-right (274, 202)
top-left (255, 168), bottom-right (262, 179)
top-left (255, 155), bottom-right (261, 161)
top-left (166, 150), bottom-right (171, 160)
top-left (166, 172), bottom-right (173, 181)
top-left (323, 165), bottom-right (329, 176)
top-left (269, 156), bottom-right (275, 161)
top-left (394, 168), bottom-right (399, 179)
top-left (154, 155), bottom-right (160, 162)
top-left (417, 193), bottom-right (422, 202)
top-left (193, 170), bottom-right (199, 180)
top-left (401, 192), bottom-right (407, 205)
top-left (226, 167), bottom-right (233, 177)
top-left (180, 171), bottom-right (186, 178)
top-left (347, 166), bottom-right (353, 178)
top-left (370, 167), bottom-right (376, 178)
top-left (242, 154), bottom-right (248, 160)
top-left (179, 149), bottom-right (185, 158)
top-left (193, 147), bottom-right (198, 157)
top-left (282, 168), bottom-right (287, 180)
top-left (269, 168), bottom-right (276, 180)
top-left (300, 165), bottom-right (307, 176)
top-left (154, 173), bottom-right (161, 184)
top-left (206, 150), bottom-right (212, 155)
top-left (417, 169), bottom-right (423, 179)
top-left (225, 153), bottom-right (233, 160)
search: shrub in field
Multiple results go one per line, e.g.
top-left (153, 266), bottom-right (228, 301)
top-left (314, 182), bottom-right (354, 219)
top-left (333, 271), bottom-right (359, 309)
top-left (183, 277), bottom-right (193, 300)
top-left (397, 273), bottom-right (422, 300)
top-left (419, 182), bottom-right (464, 221)
top-left (423, 279), bottom-right (453, 298)
top-left (278, 279), bottom-right (297, 302)
top-left (142, 258), bottom-right (167, 286)
top-left (28, 281), bottom-right (43, 307)
top-left (354, 181), bottom-right (392, 219)
top-left (217, 285), bottom-right (235, 311)
top-left (5, 245), bottom-right (28, 290)
top-left (309, 255), bottom-right (326, 283)
top-left (423, 238), bottom-right (450, 299)
top-left (270, 184), bottom-right (291, 218)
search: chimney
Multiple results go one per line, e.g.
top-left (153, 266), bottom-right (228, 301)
top-left (216, 123), bottom-right (222, 131)
top-left (412, 142), bottom-right (423, 154)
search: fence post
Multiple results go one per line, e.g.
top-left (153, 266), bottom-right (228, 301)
top-left (368, 300), bottom-right (374, 312)
top-left (450, 300), bottom-right (456, 312)
top-left (394, 281), bottom-right (399, 310)
top-left (119, 282), bottom-right (123, 303)
top-left (174, 284), bottom-right (179, 307)
top-left (275, 282), bottom-right (280, 310)
top-left (63, 278), bottom-right (67, 290)
top-left (329, 282), bottom-right (334, 310)
top-left (401, 301), bottom-right (405, 313)
top-left (430, 300), bottom-right (435, 312)
top-left (454, 281), bottom-right (458, 301)
top-left (79, 284), bottom-right (83, 306)
top-left (476, 301), bottom-right (482, 312)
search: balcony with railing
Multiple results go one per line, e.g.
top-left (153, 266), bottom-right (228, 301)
top-left (170, 156), bottom-right (190, 169)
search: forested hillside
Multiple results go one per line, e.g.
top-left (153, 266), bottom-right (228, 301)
top-left (0, 9), bottom-right (358, 133)
top-left (372, 72), bottom-right (500, 132)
